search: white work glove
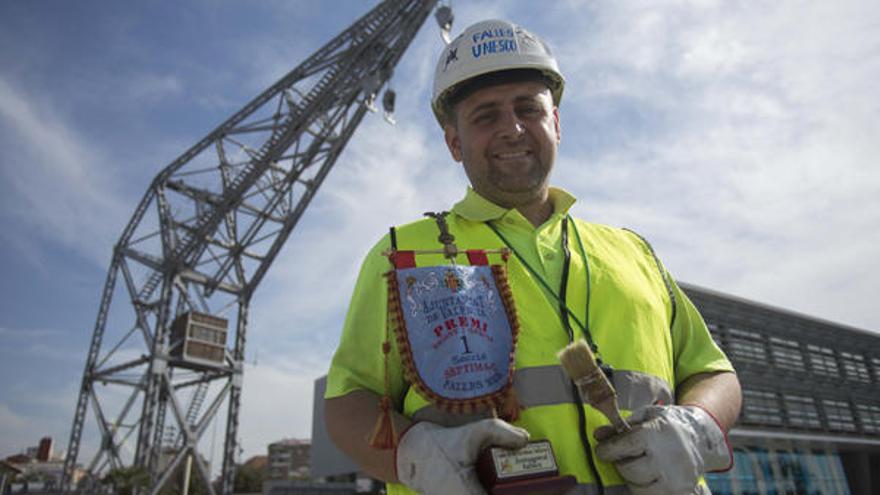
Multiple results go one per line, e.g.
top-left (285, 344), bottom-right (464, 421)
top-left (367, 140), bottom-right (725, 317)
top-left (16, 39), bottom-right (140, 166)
top-left (595, 405), bottom-right (732, 495)
top-left (395, 418), bottom-right (530, 495)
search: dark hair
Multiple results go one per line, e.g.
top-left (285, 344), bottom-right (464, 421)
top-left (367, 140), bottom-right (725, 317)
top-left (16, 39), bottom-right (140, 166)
top-left (441, 68), bottom-right (554, 125)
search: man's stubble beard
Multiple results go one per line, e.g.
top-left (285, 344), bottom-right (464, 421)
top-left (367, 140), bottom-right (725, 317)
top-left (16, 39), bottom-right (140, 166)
top-left (479, 158), bottom-right (552, 208)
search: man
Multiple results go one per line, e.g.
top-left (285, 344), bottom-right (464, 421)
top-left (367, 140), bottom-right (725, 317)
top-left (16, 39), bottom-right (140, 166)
top-left (325, 19), bottom-right (741, 495)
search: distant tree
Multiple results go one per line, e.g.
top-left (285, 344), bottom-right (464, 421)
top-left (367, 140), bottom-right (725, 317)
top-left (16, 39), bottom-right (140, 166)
top-left (157, 475), bottom-right (210, 495)
top-left (101, 466), bottom-right (150, 495)
top-left (233, 463), bottom-right (265, 493)
top-left (155, 459), bottom-right (210, 495)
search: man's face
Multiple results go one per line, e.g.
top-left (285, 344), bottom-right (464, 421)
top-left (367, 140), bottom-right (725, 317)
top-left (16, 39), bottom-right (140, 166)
top-left (444, 80), bottom-right (561, 209)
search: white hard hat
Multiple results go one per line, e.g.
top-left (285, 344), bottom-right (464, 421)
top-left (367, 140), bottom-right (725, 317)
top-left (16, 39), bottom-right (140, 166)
top-left (431, 19), bottom-right (565, 126)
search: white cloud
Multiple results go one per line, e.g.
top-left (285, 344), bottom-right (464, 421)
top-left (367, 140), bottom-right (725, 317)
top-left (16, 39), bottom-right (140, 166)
top-left (0, 403), bottom-right (32, 432)
top-left (0, 325), bottom-right (63, 339)
top-left (0, 403), bottom-right (37, 456)
top-left (544, 0), bottom-right (880, 330)
top-left (0, 77), bottom-right (128, 267)
top-left (237, 359), bottom-right (322, 457)
top-left (127, 73), bottom-right (183, 102)
top-left (0, 393), bottom-right (78, 459)
top-left (251, 116), bottom-right (462, 353)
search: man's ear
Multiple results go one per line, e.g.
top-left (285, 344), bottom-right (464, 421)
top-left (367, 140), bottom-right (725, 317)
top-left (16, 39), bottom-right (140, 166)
top-left (444, 123), bottom-right (463, 162)
top-left (553, 107), bottom-right (561, 144)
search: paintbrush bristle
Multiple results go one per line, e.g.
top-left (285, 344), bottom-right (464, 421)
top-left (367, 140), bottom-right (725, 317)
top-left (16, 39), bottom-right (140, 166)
top-left (558, 339), bottom-right (600, 380)
top-left (558, 339), bottom-right (631, 433)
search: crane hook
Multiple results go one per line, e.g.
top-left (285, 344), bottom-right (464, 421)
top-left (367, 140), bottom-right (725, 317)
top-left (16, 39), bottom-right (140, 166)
top-left (435, 4), bottom-right (454, 44)
top-left (382, 89), bottom-right (396, 125)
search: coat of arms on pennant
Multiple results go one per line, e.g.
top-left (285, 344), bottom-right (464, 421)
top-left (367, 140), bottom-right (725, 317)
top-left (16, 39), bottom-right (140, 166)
top-left (386, 256), bottom-right (521, 416)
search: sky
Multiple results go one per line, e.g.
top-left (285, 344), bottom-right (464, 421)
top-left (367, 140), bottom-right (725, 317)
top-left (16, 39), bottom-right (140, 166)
top-left (1, 0), bottom-right (878, 474)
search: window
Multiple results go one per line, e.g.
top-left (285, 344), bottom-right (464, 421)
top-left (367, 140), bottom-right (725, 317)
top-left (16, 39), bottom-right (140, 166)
top-left (186, 341), bottom-right (224, 363)
top-left (822, 399), bottom-right (856, 431)
top-left (785, 395), bottom-right (822, 429)
top-left (873, 357), bottom-right (880, 383)
top-left (840, 351), bottom-right (871, 384)
top-left (742, 390), bottom-right (783, 425)
top-left (770, 337), bottom-right (805, 372)
top-left (189, 323), bottom-right (226, 345)
top-left (807, 345), bottom-right (839, 378)
top-left (708, 448), bottom-right (852, 495)
top-left (855, 403), bottom-right (880, 433)
top-left (728, 328), bottom-right (768, 365)
top-left (728, 449), bottom-right (759, 494)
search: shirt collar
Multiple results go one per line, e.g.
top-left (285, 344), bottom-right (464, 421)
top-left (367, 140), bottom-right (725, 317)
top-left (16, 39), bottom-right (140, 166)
top-left (451, 187), bottom-right (577, 223)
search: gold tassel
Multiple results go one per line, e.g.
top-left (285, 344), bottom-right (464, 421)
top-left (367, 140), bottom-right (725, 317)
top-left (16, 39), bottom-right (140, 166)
top-left (498, 388), bottom-right (523, 423)
top-left (369, 394), bottom-right (397, 449)
top-left (369, 272), bottom-right (400, 450)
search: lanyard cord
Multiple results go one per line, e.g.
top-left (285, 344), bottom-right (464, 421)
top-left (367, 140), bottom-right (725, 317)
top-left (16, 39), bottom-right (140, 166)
top-left (485, 215), bottom-right (601, 355)
top-left (487, 214), bottom-right (608, 492)
top-left (569, 214), bottom-right (593, 345)
top-left (558, 216), bottom-right (574, 342)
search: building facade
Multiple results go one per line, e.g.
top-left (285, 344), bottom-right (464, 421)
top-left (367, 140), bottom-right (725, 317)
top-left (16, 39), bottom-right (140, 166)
top-left (682, 284), bottom-right (880, 494)
top-left (268, 439), bottom-right (311, 481)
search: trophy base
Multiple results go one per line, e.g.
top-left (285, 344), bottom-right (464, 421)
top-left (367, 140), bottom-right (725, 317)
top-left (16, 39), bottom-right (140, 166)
top-left (488, 475), bottom-right (577, 495)
top-left (477, 440), bottom-right (577, 495)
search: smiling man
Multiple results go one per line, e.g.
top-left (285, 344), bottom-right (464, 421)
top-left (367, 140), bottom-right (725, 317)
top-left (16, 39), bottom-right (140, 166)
top-left (324, 19), bottom-right (742, 495)
top-left (446, 76), bottom-right (560, 225)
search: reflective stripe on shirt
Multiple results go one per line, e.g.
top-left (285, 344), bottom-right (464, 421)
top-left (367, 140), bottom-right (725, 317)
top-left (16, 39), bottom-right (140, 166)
top-left (412, 365), bottom-right (673, 425)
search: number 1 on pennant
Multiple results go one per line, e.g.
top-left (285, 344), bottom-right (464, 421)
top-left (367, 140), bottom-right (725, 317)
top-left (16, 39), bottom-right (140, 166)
top-left (460, 335), bottom-right (472, 354)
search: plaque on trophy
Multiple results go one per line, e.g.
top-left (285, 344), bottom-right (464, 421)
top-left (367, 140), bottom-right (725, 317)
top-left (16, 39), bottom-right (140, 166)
top-left (476, 440), bottom-right (577, 495)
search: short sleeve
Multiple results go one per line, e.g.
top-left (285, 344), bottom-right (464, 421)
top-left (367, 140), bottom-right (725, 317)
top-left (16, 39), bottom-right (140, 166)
top-left (324, 234), bottom-right (408, 405)
top-left (670, 279), bottom-right (735, 385)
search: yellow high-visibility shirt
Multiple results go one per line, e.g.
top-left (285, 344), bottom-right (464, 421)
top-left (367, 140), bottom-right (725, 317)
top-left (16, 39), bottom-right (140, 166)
top-left (326, 187), bottom-right (733, 494)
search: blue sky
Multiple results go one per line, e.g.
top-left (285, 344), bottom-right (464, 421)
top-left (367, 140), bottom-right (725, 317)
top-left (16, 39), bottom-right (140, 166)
top-left (1, 0), bottom-right (878, 471)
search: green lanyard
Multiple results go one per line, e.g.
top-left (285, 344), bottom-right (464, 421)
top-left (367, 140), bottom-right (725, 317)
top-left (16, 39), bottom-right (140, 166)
top-left (489, 213), bottom-right (611, 490)
top-left (486, 214), bottom-right (605, 364)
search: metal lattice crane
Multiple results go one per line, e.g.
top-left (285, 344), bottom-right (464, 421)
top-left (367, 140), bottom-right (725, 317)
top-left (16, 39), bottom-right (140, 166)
top-left (61, 1), bottom-right (451, 493)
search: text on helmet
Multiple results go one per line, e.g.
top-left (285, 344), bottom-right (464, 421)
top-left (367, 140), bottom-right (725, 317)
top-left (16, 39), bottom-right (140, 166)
top-left (471, 28), bottom-right (518, 59)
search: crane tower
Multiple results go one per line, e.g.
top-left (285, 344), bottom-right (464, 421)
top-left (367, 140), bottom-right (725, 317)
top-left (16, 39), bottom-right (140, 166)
top-left (61, 1), bottom-right (451, 493)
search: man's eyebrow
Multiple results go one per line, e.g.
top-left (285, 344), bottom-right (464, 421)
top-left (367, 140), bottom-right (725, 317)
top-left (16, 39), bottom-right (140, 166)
top-left (514, 93), bottom-right (543, 103)
top-left (464, 93), bottom-right (543, 119)
top-left (465, 101), bottom-right (499, 119)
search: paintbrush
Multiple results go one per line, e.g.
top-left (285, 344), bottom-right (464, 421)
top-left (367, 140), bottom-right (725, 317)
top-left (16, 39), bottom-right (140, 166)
top-left (558, 339), bottom-right (630, 433)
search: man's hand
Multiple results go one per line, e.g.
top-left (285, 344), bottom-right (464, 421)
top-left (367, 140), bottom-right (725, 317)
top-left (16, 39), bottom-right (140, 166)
top-left (395, 418), bottom-right (530, 495)
top-left (595, 405), bottom-right (732, 495)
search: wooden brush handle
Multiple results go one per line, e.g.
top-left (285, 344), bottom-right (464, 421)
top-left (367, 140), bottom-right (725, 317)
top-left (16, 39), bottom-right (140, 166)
top-left (574, 373), bottom-right (631, 433)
